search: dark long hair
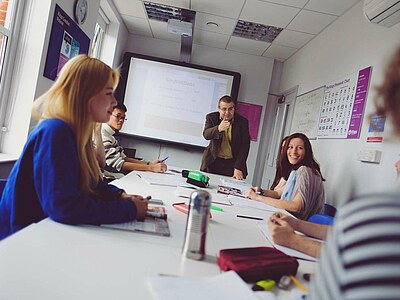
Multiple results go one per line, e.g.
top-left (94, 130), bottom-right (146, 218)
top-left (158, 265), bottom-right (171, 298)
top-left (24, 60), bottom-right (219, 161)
top-left (375, 47), bottom-right (400, 134)
top-left (280, 133), bottom-right (325, 181)
top-left (270, 136), bottom-right (289, 189)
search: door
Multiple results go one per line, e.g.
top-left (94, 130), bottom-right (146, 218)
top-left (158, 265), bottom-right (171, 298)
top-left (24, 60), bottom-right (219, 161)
top-left (261, 87), bottom-right (297, 188)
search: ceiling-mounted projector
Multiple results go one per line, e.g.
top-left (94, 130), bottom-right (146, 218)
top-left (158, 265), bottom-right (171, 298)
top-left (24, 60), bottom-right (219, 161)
top-left (167, 19), bottom-right (193, 37)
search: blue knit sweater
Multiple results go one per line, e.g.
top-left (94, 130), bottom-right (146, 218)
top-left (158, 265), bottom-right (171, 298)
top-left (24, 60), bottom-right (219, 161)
top-left (0, 119), bottom-right (137, 240)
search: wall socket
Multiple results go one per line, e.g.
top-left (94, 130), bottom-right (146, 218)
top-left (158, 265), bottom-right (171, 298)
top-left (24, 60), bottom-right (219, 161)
top-left (358, 149), bottom-right (382, 163)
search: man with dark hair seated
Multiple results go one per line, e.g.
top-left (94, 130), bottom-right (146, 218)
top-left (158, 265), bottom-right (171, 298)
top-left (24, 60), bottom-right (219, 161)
top-left (101, 102), bottom-right (167, 180)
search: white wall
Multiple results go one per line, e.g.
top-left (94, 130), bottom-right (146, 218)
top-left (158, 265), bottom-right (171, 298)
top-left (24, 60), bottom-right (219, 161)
top-left (119, 35), bottom-right (275, 183)
top-left (280, 1), bottom-right (400, 207)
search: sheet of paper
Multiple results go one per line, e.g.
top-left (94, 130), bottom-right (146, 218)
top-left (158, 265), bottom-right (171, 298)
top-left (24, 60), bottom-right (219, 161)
top-left (148, 271), bottom-right (259, 300)
top-left (210, 193), bottom-right (232, 205)
top-left (135, 171), bottom-right (187, 187)
top-left (228, 195), bottom-right (280, 212)
top-left (175, 186), bottom-right (197, 198)
top-left (257, 222), bottom-right (318, 262)
top-left (220, 178), bottom-right (252, 192)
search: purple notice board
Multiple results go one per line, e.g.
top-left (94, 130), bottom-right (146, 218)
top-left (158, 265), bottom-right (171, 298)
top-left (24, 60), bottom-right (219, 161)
top-left (347, 66), bottom-right (372, 138)
top-left (43, 4), bottom-right (90, 81)
top-left (236, 101), bottom-right (263, 141)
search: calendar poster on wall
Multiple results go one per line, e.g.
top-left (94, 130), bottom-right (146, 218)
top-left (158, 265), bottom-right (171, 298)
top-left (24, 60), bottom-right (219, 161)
top-left (317, 66), bottom-right (372, 139)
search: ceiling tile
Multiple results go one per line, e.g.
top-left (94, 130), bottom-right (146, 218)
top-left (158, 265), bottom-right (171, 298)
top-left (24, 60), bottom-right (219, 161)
top-left (193, 29), bottom-right (230, 49)
top-left (304, 0), bottom-right (360, 16)
top-left (149, 19), bottom-right (182, 42)
top-left (227, 36), bottom-right (270, 56)
top-left (122, 14), bottom-right (152, 36)
top-left (191, 0), bottom-right (246, 19)
top-left (262, 44), bottom-right (297, 60)
top-left (112, 0), bottom-right (360, 60)
top-left (145, 0), bottom-right (190, 9)
top-left (113, 0), bottom-right (147, 18)
top-left (258, 0), bottom-right (308, 9)
top-left (240, 0), bottom-right (300, 28)
top-left (287, 9), bottom-right (337, 34)
top-left (273, 29), bottom-right (314, 48)
top-left (194, 12), bottom-right (236, 35)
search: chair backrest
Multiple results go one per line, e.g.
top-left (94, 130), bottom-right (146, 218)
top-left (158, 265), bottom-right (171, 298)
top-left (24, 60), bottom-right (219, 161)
top-left (324, 204), bottom-right (337, 217)
top-left (0, 179), bottom-right (7, 198)
top-left (308, 214), bottom-right (334, 226)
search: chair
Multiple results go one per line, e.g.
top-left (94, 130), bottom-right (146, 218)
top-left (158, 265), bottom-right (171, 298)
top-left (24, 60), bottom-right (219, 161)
top-left (0, 179), bottom-right (7, 198)
top-left (323, 203), bottom-right (337, 217)
top-left (308, 203), bottom-right (337, 225)
top-left (123, 147), bottom-right (137, 159)
top-left (308, 214), bottom-right (335, 225)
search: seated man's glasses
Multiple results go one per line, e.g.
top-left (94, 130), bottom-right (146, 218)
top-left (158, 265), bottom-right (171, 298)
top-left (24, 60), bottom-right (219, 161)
top-left (112, 114), bottom-right (127, 121)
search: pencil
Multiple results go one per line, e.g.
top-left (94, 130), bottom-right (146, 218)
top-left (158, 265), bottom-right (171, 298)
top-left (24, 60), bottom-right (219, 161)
top-left (289, 275), bottom-right (308, 293)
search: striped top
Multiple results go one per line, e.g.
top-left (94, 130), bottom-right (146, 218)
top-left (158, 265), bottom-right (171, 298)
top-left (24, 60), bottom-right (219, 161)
top-left (310, 192), bottom-right (400, 299)
top-left (101, 123), bottom-right (126, 172)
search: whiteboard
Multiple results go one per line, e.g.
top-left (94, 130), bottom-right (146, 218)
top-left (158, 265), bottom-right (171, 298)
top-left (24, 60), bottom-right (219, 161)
top-left (290, 86), bottom-right (325, 139)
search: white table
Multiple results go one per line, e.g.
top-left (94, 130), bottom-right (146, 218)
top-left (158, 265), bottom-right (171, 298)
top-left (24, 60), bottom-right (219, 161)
top-left (0, 170), bottom-right (315, 299)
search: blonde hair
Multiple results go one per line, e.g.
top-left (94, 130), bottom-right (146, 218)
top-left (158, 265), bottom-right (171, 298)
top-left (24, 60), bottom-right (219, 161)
top-left (32, 55), bottom-right (120, 195)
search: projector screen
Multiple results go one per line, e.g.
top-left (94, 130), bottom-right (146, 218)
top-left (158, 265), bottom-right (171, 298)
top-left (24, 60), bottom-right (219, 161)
top-left (115, 52), bottom-right (241, 148)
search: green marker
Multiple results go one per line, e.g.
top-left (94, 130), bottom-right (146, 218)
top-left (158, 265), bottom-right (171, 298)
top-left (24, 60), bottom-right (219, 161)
top-left (210, 205), bottom-right (223, 212)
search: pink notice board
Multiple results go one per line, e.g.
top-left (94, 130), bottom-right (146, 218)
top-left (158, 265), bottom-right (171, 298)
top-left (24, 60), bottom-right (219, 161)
top-left (236, 101), bottom-right (263, 141)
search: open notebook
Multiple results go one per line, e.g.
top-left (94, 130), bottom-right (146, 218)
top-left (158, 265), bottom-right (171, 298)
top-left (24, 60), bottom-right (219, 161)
top-left (101, 217), bottom-right (170, 237)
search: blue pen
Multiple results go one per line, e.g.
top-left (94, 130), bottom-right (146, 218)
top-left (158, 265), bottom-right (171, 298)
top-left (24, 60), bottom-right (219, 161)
top-left (161, 156), bottom-right (169, 163)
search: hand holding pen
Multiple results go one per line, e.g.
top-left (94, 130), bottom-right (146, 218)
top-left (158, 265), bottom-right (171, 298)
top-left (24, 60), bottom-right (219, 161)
top-left (149, 156), bottom-right (168, 173)
top-left (244, 187), bottom-right (258, 199)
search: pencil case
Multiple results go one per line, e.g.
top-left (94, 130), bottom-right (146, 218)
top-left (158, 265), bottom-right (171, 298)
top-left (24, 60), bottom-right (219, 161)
top-left (217, 246), bottom-right (299, 283)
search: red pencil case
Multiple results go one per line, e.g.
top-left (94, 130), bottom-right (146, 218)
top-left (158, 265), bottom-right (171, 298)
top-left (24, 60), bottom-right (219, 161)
top-left (217, 247), bottom-right (299, 283)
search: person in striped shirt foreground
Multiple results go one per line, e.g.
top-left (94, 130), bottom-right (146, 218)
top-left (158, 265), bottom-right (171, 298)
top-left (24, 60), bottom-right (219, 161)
top-left (269, 47), bottom-right (400, 299)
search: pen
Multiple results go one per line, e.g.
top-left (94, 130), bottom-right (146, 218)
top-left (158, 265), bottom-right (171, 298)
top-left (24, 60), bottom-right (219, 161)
top-left (161, 156), bottom-right (169, 163)
top-left (210, 205), bottom-right (223, 212)
top-left (236, 214), bottom-right (264, 221)
top-left (289, 275), bottom-right (308, 293)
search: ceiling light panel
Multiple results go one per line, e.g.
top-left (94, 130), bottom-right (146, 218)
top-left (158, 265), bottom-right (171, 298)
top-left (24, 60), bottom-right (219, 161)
top-left (233, 20), bottom-right (283, 43)
top-left (144, 1), bottom-right (182, 22)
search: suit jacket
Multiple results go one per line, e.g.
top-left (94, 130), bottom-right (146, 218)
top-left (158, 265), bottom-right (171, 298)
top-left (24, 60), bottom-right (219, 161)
top-left (201, 112), bottom-right (250, 178)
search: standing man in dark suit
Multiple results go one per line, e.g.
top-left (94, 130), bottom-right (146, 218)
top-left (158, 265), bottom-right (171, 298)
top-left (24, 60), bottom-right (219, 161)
top-left (201, 95), bottom-right (250, 180)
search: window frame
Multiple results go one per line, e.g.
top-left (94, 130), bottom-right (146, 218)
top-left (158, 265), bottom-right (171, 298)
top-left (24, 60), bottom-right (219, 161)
top-left (90, 7), bottom-right (109, 59)
top-left (0, 0), bottom-right (26, 142)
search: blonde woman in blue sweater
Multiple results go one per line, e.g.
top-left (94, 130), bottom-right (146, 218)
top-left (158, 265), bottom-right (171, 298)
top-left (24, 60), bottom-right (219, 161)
top-left (0, 55), bottom-right (148, 240)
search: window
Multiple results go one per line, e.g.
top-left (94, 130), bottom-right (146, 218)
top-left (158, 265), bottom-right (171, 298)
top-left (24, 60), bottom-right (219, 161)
top-left (90, 7), bottom-right (109, 59)
top-left (0, 0), bottom-right (24, 141)
top-left (0, 0), bottom-right (13, 76)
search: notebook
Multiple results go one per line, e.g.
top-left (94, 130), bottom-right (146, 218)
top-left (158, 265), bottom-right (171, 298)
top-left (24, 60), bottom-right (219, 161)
top-left (101, 217), bottom-right (170, 237)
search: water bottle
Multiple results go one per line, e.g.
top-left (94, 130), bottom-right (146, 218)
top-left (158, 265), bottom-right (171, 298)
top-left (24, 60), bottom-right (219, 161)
top-left (182, 190), bottom-right (212, 260)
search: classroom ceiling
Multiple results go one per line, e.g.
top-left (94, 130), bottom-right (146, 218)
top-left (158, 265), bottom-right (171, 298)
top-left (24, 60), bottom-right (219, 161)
top-left (113, 0), bottom-right (361, 61)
